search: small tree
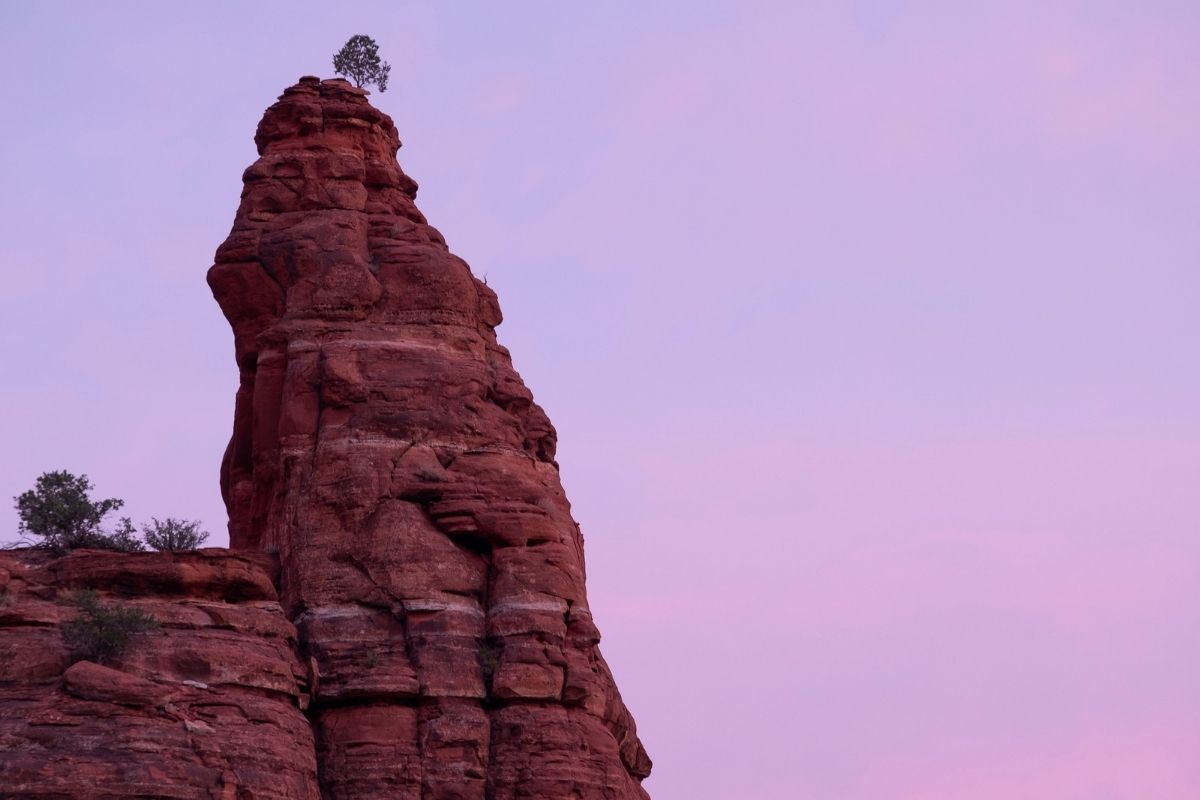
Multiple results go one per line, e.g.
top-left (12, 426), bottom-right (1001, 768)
top-left (143, 517), bottom-right (209, 551)
top-left (109, 517), bottom-right (146, 553)
top-left (13, 471), bottom-right (142, 554)
top-left (333, 34), bottom-right (391, 92)
top-left (61, 590), bottom-right (159, 665)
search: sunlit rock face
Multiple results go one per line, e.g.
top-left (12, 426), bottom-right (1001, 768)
top-left (208, 77), bottom-right (651, 800)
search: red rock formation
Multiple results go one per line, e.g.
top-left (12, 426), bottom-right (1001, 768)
top-left (0, 548), bottom-right (317, 798)
top-left (207, 78), bottom-right (651, 799)
top-left (0, 78), bottom-right (649, 800)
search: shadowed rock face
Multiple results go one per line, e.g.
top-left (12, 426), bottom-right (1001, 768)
top-left (208, 77), bottom-right (651, 799)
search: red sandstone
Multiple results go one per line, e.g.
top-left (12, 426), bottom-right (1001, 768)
top-left (0, 77), bottom-right (650, 799)
top-left (0, 548), bottom-right (317, 799)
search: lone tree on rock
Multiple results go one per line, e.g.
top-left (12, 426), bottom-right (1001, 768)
top-left (333, 34), bottom-right (391, 92)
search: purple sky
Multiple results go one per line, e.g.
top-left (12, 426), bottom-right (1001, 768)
top-left (2, 2), bottom-right (1198, 798)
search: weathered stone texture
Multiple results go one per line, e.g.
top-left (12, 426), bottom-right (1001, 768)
top-left (0, 549), bottom-right (317, 799)
top-left (207, 76), bottom-right (650, 799)
top-left (0, 77), bottom-right (649, 800)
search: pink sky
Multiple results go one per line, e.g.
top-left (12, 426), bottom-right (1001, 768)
top-left (2, 3), bottom-right (1198, 798)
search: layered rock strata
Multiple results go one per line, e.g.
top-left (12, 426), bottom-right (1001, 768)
top-left (0, 548), bottom-right (317, 799)
top-left (207, 77), bottom-right (650, 799)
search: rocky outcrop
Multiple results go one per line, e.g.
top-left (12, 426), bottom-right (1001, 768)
top-left (0, 548), bottom-right (317, 799)
top-left (0, 77), bottom-right (649, 800)
top-left (206, 77), bottom-right (650, 798)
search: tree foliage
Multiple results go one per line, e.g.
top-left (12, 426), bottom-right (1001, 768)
top-left (333, 34), bottom-right (391, 92)
top-left (108, 517), bottom-right (145, 553)
top-left (61, 590), bottom-right (159, 665)
top-left (142, 517), bottom-right (209, 551)
top-left (13, 471), bottom-right (142, 554)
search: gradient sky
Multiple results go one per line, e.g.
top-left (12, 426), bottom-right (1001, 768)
top-left (2, 2), bottom-right (1198, 798)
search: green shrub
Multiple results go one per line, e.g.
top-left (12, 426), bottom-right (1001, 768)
top-left (61, 590), bottom-right (159, 664)
top-left (142, 517), bottom-right (209, 551)
top-left (13, 471), bottom-right (143, 554)
top-left (109, 517), bottom-right (146, 553)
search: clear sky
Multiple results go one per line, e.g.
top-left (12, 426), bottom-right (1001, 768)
top-left (2, 2), bottom-right (1198, 798)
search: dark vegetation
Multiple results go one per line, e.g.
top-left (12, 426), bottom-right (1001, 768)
top-left (333, 34), bottom-right (391, 92)
top-left (61, 590), bottom-right (159, 665)
top-left (13, 471), bottom-right (136, 554)
top-left (12, 470), bottom-right (209, 553)
top-left (142, 517), bottom-right (209, 551)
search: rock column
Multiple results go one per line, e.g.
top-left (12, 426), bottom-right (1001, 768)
top-left (208, 77), bottom-right (651, 800)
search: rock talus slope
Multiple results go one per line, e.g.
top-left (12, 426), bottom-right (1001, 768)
top-left (207, 77), bottom-right (651, 799)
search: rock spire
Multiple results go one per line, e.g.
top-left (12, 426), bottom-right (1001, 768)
top-left (208, 77), bottom-right (651, 799)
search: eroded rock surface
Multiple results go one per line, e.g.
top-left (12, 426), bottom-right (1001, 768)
top-left (207, 77), bottom-right (650, 799)
top-left (0, 77), bottom-right (649, 800)
top-left (0, 548), bottom-right (317, 799)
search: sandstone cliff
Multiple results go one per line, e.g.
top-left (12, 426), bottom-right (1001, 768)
top-left (0, 77), bottom-right (650, 799)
